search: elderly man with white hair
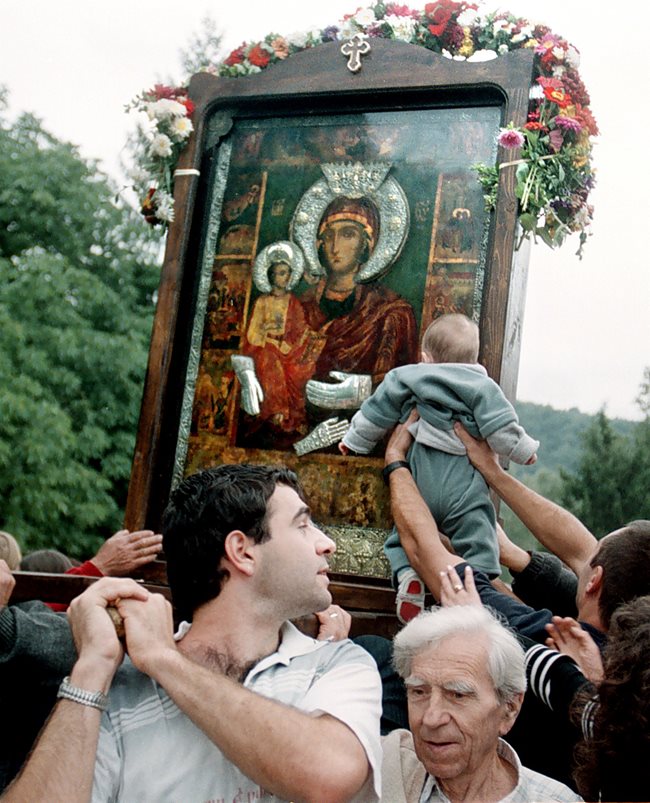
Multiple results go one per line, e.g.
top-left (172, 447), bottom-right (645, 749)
top-left (382, 605), bottom-right (583, 802)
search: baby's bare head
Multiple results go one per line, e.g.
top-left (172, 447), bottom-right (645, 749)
top-left (421, 314), bottom-right (479, 364)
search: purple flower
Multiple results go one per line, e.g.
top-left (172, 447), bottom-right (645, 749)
top-left (321, 25), bottom-right (340, 42)
top-left (554, 115), bottom-right (583, 133)
top-left (497, 128), bottom-right (525, 149)
top-left (548, 128), bottom-right (564, 152)
top-left (366, 22), bottom-right (387, 37)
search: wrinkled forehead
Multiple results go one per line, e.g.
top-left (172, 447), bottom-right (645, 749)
top-left (409, 635), bottom-right (492, 685)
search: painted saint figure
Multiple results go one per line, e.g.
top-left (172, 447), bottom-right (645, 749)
top-left (234, 242), bottom-right (315, 441)
top-left (300, 195), bottom-right (418, 411)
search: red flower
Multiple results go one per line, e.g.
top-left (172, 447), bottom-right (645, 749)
top-left (224, 44), bottom-right (246, 67)
top-left (248, 43), bottom-right (271, 68)
top-left (152, 84), bottom-right (176, 100)
top-left (574, 105), bottom-right (599, 137)
top-left (543, 86), bottom-right (572, 108)
top-left (140, 188), bottom-right (160, 226)
top-left (537, 76), bottom-right (563, 90)
top-left (524, 121), bottom-right (545, 131)
top-left (179, 98), bottom-right (195, 116)
top-left (425, 2), bottom-right (453, 36)
top-left (386, 3), bottom-right (419, 17)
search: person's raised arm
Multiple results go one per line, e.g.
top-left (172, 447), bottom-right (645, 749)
top-left (384, 414), bottom-right (464, 600)
top-left (2, 578), bottom-right (148, 803)
top-left (117, 596), bottom-right (377, 803)
top-left (454, 422), bottom-right (597, 574)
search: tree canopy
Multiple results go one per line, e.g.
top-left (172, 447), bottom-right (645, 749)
top-left (559, 396), bottom-right (650, 538)
top-left (0, 96), bottom-right (162, 558)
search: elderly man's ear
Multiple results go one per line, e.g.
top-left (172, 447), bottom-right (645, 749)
top-left (499, 692), bottom-right (524, 736)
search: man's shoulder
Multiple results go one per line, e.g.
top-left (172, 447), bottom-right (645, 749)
top-left (517, 763), bottom-right (583, 801)
top-left (499, 739), bottom-right (583, 802)
top-left (273, 625), bottom-right (379, 673)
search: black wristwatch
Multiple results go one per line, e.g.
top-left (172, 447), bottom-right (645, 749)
top-left (382, 460), bottom-right (411, 485)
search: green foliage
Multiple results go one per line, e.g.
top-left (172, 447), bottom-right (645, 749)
top-left (0, 103), bottom-right (162, 558)
top-left (501, 402), bottom-right (639, 550)
top-left (559, 410), bottom-right (650, 538)
top-left (636, 366), bottom-right (650, 417)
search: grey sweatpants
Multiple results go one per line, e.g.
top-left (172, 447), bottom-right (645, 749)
top-left (384, 441), bottom-right (500, 582)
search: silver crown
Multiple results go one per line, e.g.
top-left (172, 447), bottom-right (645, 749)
top-left (321, 162), bottom-right (392, 198)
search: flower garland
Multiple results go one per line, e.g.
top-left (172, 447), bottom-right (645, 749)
top-left (129, 1), bottom-right (596, 255)
top-left (126, 85), bottom-right (195, 224)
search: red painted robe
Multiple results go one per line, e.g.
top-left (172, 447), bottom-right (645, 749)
top-left (243, 292), bottom-right (316, 433)
top-left (300, 281), bottom-right (419, 385)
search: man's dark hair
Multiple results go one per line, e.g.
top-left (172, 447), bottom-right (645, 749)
top-left (162, 464), bottom-right (303, 621)
top-left (591, 520), bottom-right (650, 628)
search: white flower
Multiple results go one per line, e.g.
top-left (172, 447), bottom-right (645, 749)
top-left (385, 14), bottom-right (416, 42)
top-left (467, 49), bottom-right (498, 62)
top-left (354, 7), bottom-right (375, 27)
top-left (566, 45), bottom-right (580, 68)
top-left (498, 43), bottom-right (509, 55)
top-left (127, 166), bottom-right (149, 183)
top-left (338, 19), bottom-right (359, 39)
top-left (510, 32), bottom-right (527, 44)
top-left (170, 116), bottom-right (193, 141)
top-left (147, 98), bottom-right (187, 120)
top-left (457, 9), bottom-right (477, 27)
top-left (287, 29), bottom-right (309, 47)
top-left (552, 65), bottom-right (566, 78)
top-left (149, 133), bottom-right (173, 158)
top-left (552, 45), bottom-right (565, 60)
top-left (574, 205), bottom-right (590, 228)
top-left (154, 190), bottom-right (175, 223)
top-left (492, 19), bottom-right (513, 35)
top-left (529, 84), bottom-right (544, 100)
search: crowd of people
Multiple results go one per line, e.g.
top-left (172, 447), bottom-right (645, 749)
top-left (1, 317), bottom-right (648, 801)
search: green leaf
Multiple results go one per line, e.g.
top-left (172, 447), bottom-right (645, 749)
top-left (519, 213), bottom-right (538, 232)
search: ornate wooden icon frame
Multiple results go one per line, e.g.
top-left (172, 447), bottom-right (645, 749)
top-left (125, 40), bottom-right (534, 591)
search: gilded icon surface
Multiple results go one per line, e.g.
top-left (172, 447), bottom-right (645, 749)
top-left (182, 107), bottom-right (499, 530)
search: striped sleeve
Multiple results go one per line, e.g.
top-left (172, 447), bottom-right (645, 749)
top-left (524, 643), bottom-right (589, 712)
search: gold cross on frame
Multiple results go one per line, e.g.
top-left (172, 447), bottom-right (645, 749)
top-left (340, 33), bottom-right (371, 73)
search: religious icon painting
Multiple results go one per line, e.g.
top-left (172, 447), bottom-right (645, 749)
top-left (126, 44), bottom-right (534, 549)
top-left (177, 105), bottom-right (501, 528)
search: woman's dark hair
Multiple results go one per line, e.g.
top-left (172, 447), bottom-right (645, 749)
top-left (572, 594), bottom-right (650, 801)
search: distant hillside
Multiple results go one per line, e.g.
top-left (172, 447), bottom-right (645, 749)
top-left (512, 402), bottom-right (635, 476)
top-left (500, 402), bottom-right (636, 553)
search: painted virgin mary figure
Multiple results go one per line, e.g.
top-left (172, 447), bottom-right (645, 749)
top-left (289, 163), bottom-right (418, 437)
top-left (300, 194), bottom-right (418, 392)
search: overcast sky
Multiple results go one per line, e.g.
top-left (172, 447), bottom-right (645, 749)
top-left (3, 0), bottom-right (649, 420)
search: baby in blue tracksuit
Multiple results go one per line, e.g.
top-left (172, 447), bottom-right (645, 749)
top-left (339, 313), bottom-right (539, 623)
